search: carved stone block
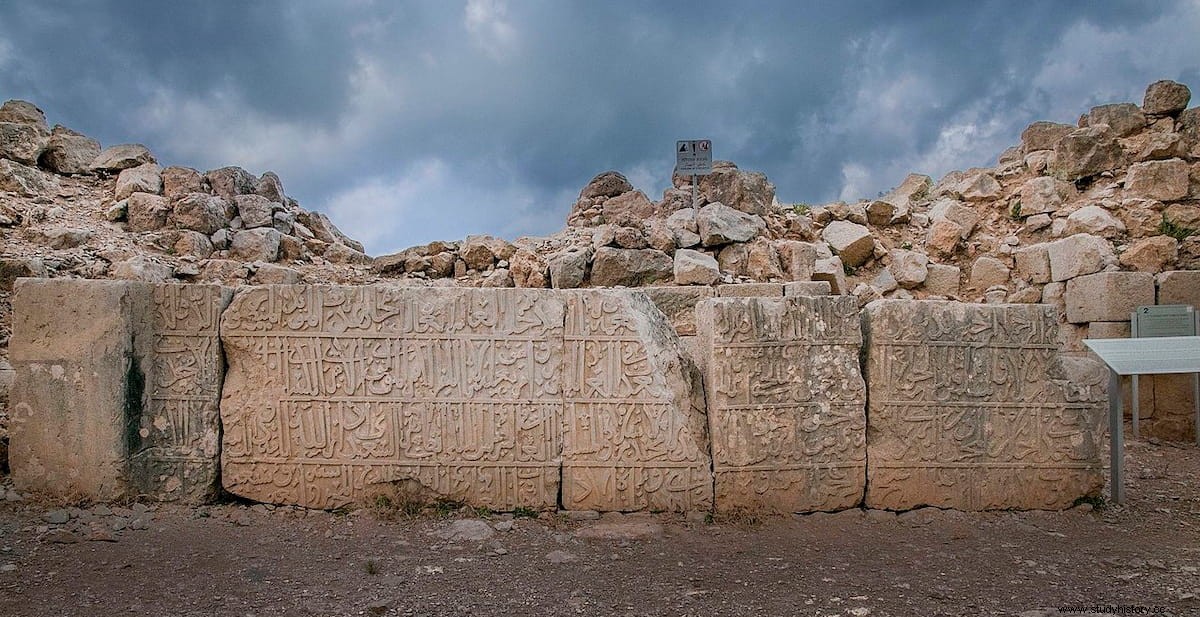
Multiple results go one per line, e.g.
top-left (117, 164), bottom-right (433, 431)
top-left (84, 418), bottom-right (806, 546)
top-left (561, 290), bottom-right (712, 512)
top-left (220, 286), bottom-right (565, 510)
top-left (697, 296), bottom-right (866, 513)
top-left (864, 300), bottom-right (1105, 510)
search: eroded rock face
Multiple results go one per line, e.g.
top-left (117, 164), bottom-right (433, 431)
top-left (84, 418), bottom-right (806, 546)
top-left (863, 300), bottom-right (1105, 511)
top-left (697, 296), bottom-right (865, 513)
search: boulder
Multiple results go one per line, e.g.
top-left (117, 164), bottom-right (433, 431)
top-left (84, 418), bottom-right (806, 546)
top-left (171, 193), bottom-right (230, 235)
top-left (0, 257), bottom-right (48, 291)
top-left (1013, 244), bottom-right (1052, 284)
top-left (39, 126), bottom-right (100, 174)
top-left (926, 219), bottom-right (963, 256)
top-left (249, 263), bottom-right (301, 285)
top-left (161, 166), bottom-right (205, 202)
top-left (0, 100), bottom-right (48, 129)
top-left (39, 227), bottom-right (91, 249)
top-left (0, 159), bottom-right (58, 197)
top-left (229, 228), bottom-right (282, 262)
top-left (1020, 121), bottom-right (1074, 152)
top-left (968, 256), bottom-right (1011, 291)
top-left (1157, 270), bottom-right (1200, 307)
top-left (1053, 126), bottom-right (1123, 181)
top-left (548, 250), bottom-right (590, 289)
top-left (957, 170), bottom-right (1002, 202)
top-left (509, 248), bottom-right (549, 288)
top-left (1065, 272), bottom-right (1155, 323)
top-left (673, 248), bottom-right (720, 286)
top-left (322, 243), bottom-right (372, 265)
top-left (812, 256), bottom-right (847, 295)
top-left (1047, 233), bottom-right (1117, 282)
top-left (90, 144), bottom-right (155, 173)
top-left (696, 202), bottom-right (766, 246)
top-left (923, 264), bottom-right (961, 297)
top-left (232, 194), bottom-right (276, 229)
top-left (1064, 205), bottom-right (1126, 238)
top-left (1087, 103), bottom-right (1146, 137)
top-left (295, 211), bottom-right (364, 253)
top-left (114, 163), bottom-right (162, 200)
top-left (687, 161), bottom-right (775, 215)
top-left (888, 249), bottom-right (928, 289)
top-left (775, 240), bottom-right (817, 281)
top-left (601, 190), bottom-right (655, 226)
top-left (744, 239), bottom-right (784, 280)
top-left (1119, 235), bottom-right (1178, 273)
top-left (204, 166), bottom-right (257, 202)
top-left (110, 255), bottom-right (173, 282)
top-left (126, 192), bottom-right (171, 232)
top-left (0, 121), bottom-right (49, 165)
top-left (1125, 159), bottom-right (1189, 202)
top-left (1142, 80), bottom-right (1191, 116)
top-left (460, 235), bottom-right (500, 270)
top-left (821, 220), bottom-right (874, 267)
top-left (1018, 176), bottom-right (1075, 216)
top-left (580, 171), bottom-right (633, 200)
top-left (255, 171), bottom-right (287, 203)
top-left (173, 230), bottom-right (215, 260)
top-left (590, 247), bottom-right (673, 287)
top-left (881, 173), bottom-right (932, 211)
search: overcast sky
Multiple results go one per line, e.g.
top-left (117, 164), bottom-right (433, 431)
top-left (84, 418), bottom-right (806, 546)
top-left (2, 1), bottom-right (1198, 255)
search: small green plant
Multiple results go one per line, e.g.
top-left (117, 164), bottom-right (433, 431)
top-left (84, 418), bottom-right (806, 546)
top-left (1073, 493), bottom-right (1106, 511)
top-left (791, 203), bottom-right (811, 215)
top-left (842, 262), bottom-right (857, 276)
top-left (1159, 215), bottom-right (1196, 241)
top-left (511, 506), bottom-right (539, 519)
top-left (431, 499), bottom-right (462, 518)
top-left (900, 241), bottom-right (913, 250)
top-left (469, 505), bottom-right (494, 519)
top-left (364, 559), bottom-right (378, 576)
top-left (1009, 200), bottom-right (1023, 221)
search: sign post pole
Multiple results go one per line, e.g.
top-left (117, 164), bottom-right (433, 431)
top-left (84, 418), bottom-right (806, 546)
top-left (1108, 368), bottom-right (1125, 505)
top-left (691, 174), bottom-right (697, 208)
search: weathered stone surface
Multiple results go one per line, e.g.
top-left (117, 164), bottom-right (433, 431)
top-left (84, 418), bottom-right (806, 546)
top-left (590, 247), bottom-right (673, 287)
top-left (10, 280), bottom-right (230, 503)
top-left (1018, 177), bottom-right (1075, 216)
top-left (233, 194), bottom-right (276, 229)
top-left (580, 171), bottom-right (633, 200)
top-left (322, 243), bottom-right (371, 266)
top-left (1125, 159), bottom-right (1189, 202)
top-left (111, 255), bottom-right (172, 282)
top-left (673, 248), bottom-right (720, 286)
top-left (229, 228), bottom-right (281, 263)
top-left (968, 256), bottom-right (1010, 292)
top-left (821, 221), bottom-right (874, 267)
top-left (0, 159), bottom-right (57, 197)
top-left (204, 166), bottom-right (257, 202)
top-left (1013, 244), bottom-right (1052, 284)
top-left (171, 193), bottom-right (230, 235)
top-left (255, 172), bottom-right (287, 203)
top-left (0, 100), bottom-right (48, 128)
top-left (0, 121), bottom-right (49, 165)
top-left (1020, 121), bottom-right (1073, 152)
top-left (548, 250), bottom-right (590, 289)
top-left (1157, 270), bottom-right (1200, 306)
top-left (716, 283), bottom-right (784, 297)
top-left (161, 166), bottom-right (204, 202)
top-left (926, 219), bottom-right (963, 256)
top-left (509, 249), bottom-right (549, 288)
top-left (812, 257), bottom-right (847, 295)
top-left (90, 144), bottom-right (155, 173)
top-left (784, 281), bottom-right (833, 296)
top-left (1143, 80), bottom-right (1191, 116)
top-left (1064, 205), bottom-right (1125, 238)
top-left (642, 286), bottom-right (714, 336)
top-left (692, 161), bottom-right (775, 215)
top-left (0, 257), bottom-right (47, 291)
top-left (1064, 271), bottom-right (1155, 323)
top-left (863, 301), bottom-right (1105, 510)
top-left (1047, 234), bottom-right (1116, 282)
top-left (889, 249), bottom-right (928, 289)
top-left (1119, 235), bottom-right (1177, 273)
top-left (114, 163), bottom-right (162, 200)
top-left (775, 240), bottom-right (817, 282)
top-left (696, 202), bottom-right (765, 247)
top-left (1088, 103), bottom-right (1146, 137)
top-left (601, 190), bottom-right (655, 226)
top-left (697, 296), bottom-right (866, 513)
top-left (40, 125), bottom-right (101, 174)
top-left (221, 287), bottom-right (566, 510)
top-left (561, 290), bottom-right (712, 511)
top-left (1053, 126), bottom-right (1123, 181)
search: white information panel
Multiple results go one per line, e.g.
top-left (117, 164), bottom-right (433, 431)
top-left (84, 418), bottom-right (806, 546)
top-left (1084, 336), bottom-right (1200, 375)
top-left (675, 139), bottom-right (712, 175)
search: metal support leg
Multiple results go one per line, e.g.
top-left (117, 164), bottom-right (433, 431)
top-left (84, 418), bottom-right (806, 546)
top-left (1194, 373), bottom-right (1199, 446)
top-left (1132, 374), bottom-right (1140, 439)
top-left (1109, 369), bottom-right (1125, 505)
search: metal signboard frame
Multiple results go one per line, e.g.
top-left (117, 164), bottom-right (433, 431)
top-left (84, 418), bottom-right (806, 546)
top-left (675, 139), bottom-right (712, 207)
top-left (1130, 305), bottom-right (1200, 439)
top-left (1084, 333), bottom-right (1200, 504)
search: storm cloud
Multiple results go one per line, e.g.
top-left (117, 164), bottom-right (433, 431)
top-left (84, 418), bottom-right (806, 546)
top-left (2, 0), bottom-right (1198, 254)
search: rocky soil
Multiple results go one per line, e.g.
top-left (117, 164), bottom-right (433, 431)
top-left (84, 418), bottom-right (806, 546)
top-left (0, 438), bottom-right (1197, 616)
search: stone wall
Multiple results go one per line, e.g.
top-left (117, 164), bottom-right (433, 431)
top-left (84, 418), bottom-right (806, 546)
top-left (9, 280), bottom-right (1111, 512)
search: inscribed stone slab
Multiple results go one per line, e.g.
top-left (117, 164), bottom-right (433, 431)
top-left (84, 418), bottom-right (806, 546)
top-left (697, 296), bottom-right (866, 513)
top-left (561, 290), bottom-right (713, 512)
top-left (864, 300), bottom-right (1105, 510)
top-left (220, 286), bottom-right (564, 510)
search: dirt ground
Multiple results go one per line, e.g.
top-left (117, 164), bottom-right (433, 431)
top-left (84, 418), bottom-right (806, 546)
top-left (0, 439), bottom-right (1197, 617)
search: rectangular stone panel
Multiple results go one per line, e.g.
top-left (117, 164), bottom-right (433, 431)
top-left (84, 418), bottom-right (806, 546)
top-left (697, 296), bottom-right (866, 513)
top-left (220, 286), bottom-right (564, 510)
top-left (864, 300), bottom-right (1105, 510)
top-left (128, 285), bottom-right (232, 503)
top-left (561, 290), bottom-right (713, 512)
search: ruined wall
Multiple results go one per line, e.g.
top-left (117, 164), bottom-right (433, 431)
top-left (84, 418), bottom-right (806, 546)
top-left (10, 280), bottom-right (1110, 512)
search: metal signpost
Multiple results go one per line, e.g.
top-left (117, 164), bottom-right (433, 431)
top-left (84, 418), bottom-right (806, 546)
top-left (1084, 335), bottom-right (1200, 504)
top-left (1129, 304), bottom-right (1200, 438)
top-left (676, 139), bottom-right (712, 207)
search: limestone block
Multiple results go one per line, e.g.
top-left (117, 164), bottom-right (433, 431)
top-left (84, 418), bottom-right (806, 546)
top-left (968, 256), bottom-right (1010, 292)
top-left (673, 248), bottom-right (720, 286)
top-left (1053, 126), bottom-right (1123, 181)
top-left (126, 192), bottom-right (171, 232)
top-left (784, 281), bottom-right (833, 296)
top-left (221, 286), bottom-right (566, 511)
top-left (114, 163), bottom-right (163, 200)
top-left (548, 250), bottom-right (590, 289)
top-left (1047, 233), bottom-right (1116, 282)
top-left (774, 240), bottom-right (817, 281)
top-left (9, 280), bottom-right (146, 501)
top-left (1064, 205), bottom-right (1125, 238)
top-left (697, 296), bottom-right (866, 513)
top-left (1086, 321), bottom-right (1131, 340)
top-left (642, 286), bottom-right (714, 336)
top-left (171, 193), bottom-right (230, 235)
top-left (233, 194), bottom-right (277, 229)
top-left (161, 166), bottom-right (204, 202)
top-left (716, 283), bottom-right (784, 297)
top-left (1119, 236), bottom-right (1177, 273)
top-left (889, 249), bottom-right (928, 289)
top-left (41, 126), bottom-right (101, 175)
top-left (0, 121), bottom-right (48, 165)
top-left (1013, 244), bottom-right (1052, 284)
top-left (1125, 159), bottom-right (1189, 202)
top-left (1020, 121), bottom-right (1073, 152)
top-left (863, 301), bottom-right (1105, 510)
top-left (696, 202), bottom-right (766, 247)
top-left (1087, 103), bottom-right (1146, 137)
top-left (1018, 177), bottom-right (1075, 217)
top-left (923, 264), bottom-right (961, 297)
top-left (821, 221), bottom-right (874, 267)
top-left (1064, 271), bottom-right (1154, 323)
top-left (1143, 80), bottom-right (1191, 116)
top-left (1157, 270), bottom-right (1200, 307)
top-left (90, 143), bottom-right (155, 173)
top-left (561, 290), bottom-right (712, 512)
top-left (812, 257), bottom-right (847, 295)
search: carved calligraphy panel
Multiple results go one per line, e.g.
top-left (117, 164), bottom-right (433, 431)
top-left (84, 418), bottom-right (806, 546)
top-left (697, 296), bottom-right (866, 513)
top-left (220, 286), bottom-right (564, 510)
top-left (864, 300), bottom-right (1105, 510)
top-left (561, 291), bottom-right (713, 512)
top-left (128, 284), bottom-right (232, 503)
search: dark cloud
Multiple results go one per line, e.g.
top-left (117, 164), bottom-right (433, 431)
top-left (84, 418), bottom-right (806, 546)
top-left (1, 0), bottom-right (1196, 253)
